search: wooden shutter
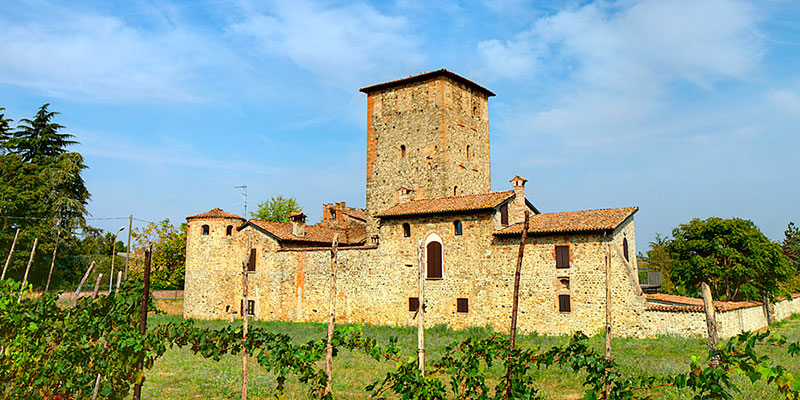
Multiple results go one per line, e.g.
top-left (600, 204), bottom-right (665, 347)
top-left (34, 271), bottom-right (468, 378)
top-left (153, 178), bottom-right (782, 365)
top-left (247, 248), bottom-right (257, 272)
top-left (408, 297), bottom-right (419, 312)
top-left (457, 298), bottom-right (469, 313)
top-left (240, 299), bottom-right (244, 316)
top-left (500, 203), bottom-right (509, 226)
top-left (427, 241), bottom-right (442, 279)
top-left (558, 294), bottom-right (571, 312)
top-left (556, 245), bottom-right (569, 269)
top-left (247, 300), bottom-right (255, 316)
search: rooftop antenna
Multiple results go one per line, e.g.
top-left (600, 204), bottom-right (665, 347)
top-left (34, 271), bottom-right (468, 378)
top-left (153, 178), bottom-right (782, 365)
top-left (235, 185), bottom-right (248, 218)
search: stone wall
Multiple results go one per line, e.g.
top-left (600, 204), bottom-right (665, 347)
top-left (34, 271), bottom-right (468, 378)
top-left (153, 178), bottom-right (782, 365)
top-left (364, 75), bottom-right (492, 234)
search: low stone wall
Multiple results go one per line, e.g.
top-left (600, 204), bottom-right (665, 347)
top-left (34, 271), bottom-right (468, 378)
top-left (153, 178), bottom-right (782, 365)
top-left (642, 294), bottom-right (799, 338)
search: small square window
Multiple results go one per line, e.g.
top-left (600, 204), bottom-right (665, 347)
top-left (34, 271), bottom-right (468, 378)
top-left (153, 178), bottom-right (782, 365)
top-left (202, 225), bottom-right (210, 235)
top-left (241, 299), bottom-right (255, 316)
top-left (457, 298), bottom-right (469, 313)
top-left (558, 294), bottom-right (571, 313)
top-left (409, 297), bottom-right (419, 312)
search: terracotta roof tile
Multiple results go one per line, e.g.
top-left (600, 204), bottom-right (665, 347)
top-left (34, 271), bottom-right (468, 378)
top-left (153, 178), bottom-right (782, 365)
top-left (246, 220), bottom-right (366, 245)
top-left (186, 208), bottom-right (245, 221)
top-left (645, 293), bottom-right (761, 312)
top-left (377, 190), bottom-right (514, 218)
top-left (341, 207), bottom-right (367, 221)
top-left (494, 207), bottom-right (638, 235)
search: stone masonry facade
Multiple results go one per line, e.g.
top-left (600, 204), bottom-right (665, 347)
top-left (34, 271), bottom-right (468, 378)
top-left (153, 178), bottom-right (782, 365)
top-left (183, 70), bottom-right (798, 337)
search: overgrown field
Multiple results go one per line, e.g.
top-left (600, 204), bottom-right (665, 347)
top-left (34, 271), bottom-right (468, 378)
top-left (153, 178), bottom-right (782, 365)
top-left (136, 313), bottom-right (800, 399)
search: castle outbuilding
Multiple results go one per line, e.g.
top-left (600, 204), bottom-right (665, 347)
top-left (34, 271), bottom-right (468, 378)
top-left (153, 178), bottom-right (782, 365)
top-left (184, 70), bottom-right (800, 337)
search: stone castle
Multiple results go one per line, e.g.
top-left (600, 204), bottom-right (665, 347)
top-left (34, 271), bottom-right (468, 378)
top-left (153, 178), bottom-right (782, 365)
top-left (184, 70), bottom-right (800, 337)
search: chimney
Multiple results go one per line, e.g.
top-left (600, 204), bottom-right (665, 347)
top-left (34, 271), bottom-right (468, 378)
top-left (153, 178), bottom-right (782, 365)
top-left (398, 187), bottom-right (414, 204)
top-left (509, 175), bottom-right (528, 224)
top-left (290, 212), bottom-right (306, 237)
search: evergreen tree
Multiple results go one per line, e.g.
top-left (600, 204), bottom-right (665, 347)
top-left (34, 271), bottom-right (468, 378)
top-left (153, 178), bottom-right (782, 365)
top-left (7, 103), bottom-right (76, 164)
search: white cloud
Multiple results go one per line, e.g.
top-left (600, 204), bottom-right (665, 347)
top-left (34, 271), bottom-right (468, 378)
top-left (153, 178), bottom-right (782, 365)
top-left (231, 0), bottom-right (425, 89)
top-left (770, 89), bottom-right (800, 117)
top-left (0, 2), bottom-right (234, 103)
top-left (479, 0), bottom-right (764, 148)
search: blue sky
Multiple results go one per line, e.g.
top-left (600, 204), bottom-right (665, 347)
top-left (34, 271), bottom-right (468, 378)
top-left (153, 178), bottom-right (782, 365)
top-left (1, 0), bottom-right (799, 248)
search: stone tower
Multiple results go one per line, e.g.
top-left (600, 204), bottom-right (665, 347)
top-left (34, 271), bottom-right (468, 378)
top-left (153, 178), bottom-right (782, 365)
top-left (360, 69), bottom-right (495, 232)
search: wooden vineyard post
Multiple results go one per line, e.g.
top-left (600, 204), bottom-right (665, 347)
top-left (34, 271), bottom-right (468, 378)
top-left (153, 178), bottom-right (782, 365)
top-left (506, 211), bottom-right (529, 396)
top-left (18, 238), bottom-right (38, 302)
top-left (91, 274), bottom-right (104, 300)
top-left (701, 282), bottom-right (720, 366)
top-left (44, 218), bottom-right (62, 293)
top-left (2, 228), bottom-right (20, 280)
top-left (417, 239), bottom-right (425, 375)
top-left (604, 243), bottom-right (612, 399)
top-left (125, 214), bottom-right (132, 279)
top-left (132, 246), bottom-right (151, 400)
top-left (241, 229), bottom-right (253, 400)
top-left (74, 261), bottom-right (95, 306)
top-left (324, 234), bottom-right (340, 396)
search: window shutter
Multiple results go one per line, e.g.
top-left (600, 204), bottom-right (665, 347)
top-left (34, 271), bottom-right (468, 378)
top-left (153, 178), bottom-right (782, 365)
top-left (427, 241), bottom-right (442, 279)
top-left (457, 298), bottom-right (469, 313)
top-left (558, 294), bottom-right (571, 312)
top-left (500, 203), bottom-right (509, 226)
top-left (409, 297), bottom-right (419, 312)
top-left (247, 248), bottom-right (257, 272)
top-left (247, 300), bottom-right (255, 316)
top-left (556, 245), bottom-right (569, 269)
top-left (240, 299), bottom-right (244, 316)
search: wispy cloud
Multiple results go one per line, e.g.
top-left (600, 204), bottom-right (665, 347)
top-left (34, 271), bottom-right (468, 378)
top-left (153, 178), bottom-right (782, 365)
top-left (230, 0), bottom-right (425, 89)
top-left (0, 1), bottom-right (235, 103)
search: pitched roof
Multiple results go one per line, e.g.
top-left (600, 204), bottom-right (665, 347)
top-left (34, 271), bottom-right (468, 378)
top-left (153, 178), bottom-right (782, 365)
top-left (341, 207), bottom-right (367, 221)
top-left (245, 220), bottom-right (366, 245)
top-left (186, 208), bottom-right (246, 221)
top-left (494, 207), bottom-right (638, 235)
top-left (376, 190), bottom-right (514, 218)
top-left (359, 69), bottom-right (496, 97)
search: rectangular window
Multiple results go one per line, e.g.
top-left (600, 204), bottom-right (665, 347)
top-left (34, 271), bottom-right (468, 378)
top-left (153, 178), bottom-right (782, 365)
top-left (408, 297), bottom-right (419, 312)
top-left (240, 299), bottom-right (255, 316)
top-left (247, 248), bottom-right (257, 272)
top-left (457, 298), bottom-right (469, 313)
top-left (500, 203), bottom-right (509, 226)
top-left (558, 294), bottom-right (571, 313)
top-left (555, 245), bottom-right (570, 269)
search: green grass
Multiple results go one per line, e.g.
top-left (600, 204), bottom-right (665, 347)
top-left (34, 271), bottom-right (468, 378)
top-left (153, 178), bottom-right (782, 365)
top-left (134, 314), bottom-right (800, 399)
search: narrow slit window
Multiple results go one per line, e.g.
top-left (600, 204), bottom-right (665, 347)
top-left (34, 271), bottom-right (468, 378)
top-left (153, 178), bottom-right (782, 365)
top-left (426, 241), bottom-right (443, 279)
top-left (400, 145), bottom-right (406, 158)
top-left (499, 203), bottom-right (509, 226)
top-left (457, 298), bottom-right (469, 313)
top-left (558, 294), bottom-right (571, 313)
top-left (453, 186), bottom-right (458, 196)
top-left (453, 220), bottom-right (462, 236)
top-left (202, 225), bottom-right (210, 235)
top-left (409, 297), bottom-right (419, 312)
top-left (226, 225), bottom-right (233, 236)
top-left (623, 238), bottom-right (629, 262)
top-left (555, 245), bottom-right (570, 269)
top-left (403, 223), bottom-right (411, 237)
top-left (247, 248), bottom-right (257, 272)
top-left (466, 145), bottom-right (470, 159)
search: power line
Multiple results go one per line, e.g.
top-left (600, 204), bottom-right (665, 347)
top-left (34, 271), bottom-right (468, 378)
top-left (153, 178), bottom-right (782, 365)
top-left (2, 216), bottom-right (156, 224)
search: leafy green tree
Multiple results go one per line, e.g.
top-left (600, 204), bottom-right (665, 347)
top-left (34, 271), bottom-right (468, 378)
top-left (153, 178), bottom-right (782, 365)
top-left (645, 233), bottom-right (676, 293)
top-left (782, 222), bottom-right (800, 293)
top-left (253, 195), bottom-right (303, 223)
top-left (0, 104), bottom-right (90, 287)
top-left (666, 217), bottom-right (792, 301)
top-left (130, 219), bottom-right (187, 290)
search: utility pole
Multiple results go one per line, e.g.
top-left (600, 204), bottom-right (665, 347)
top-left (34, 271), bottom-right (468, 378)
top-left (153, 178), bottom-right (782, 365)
top-left (417, 239), bottom-right (425, 375)
top-left (110, 227), bottom-right (125, 293)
